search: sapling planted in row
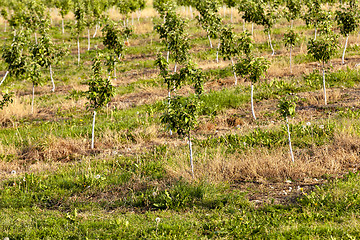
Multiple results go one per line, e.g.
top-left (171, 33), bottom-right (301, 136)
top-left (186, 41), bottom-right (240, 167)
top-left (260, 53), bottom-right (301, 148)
top-left (307, 33), bottom-right (338, 105)
top-left (335, 5), bottom-right (359, 64)
top-left (86, 53), bottom-right (114, 149)
top-left (277, 95), bottom-right (298, 163)
top-left (235, 56), bottom-right (269, 120)
top-left (283, 29), bottom-right (299, 73)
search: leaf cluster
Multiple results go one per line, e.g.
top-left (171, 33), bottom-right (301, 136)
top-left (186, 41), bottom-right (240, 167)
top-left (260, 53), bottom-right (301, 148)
top-left (277, 94), bottom-right (298, 119)
top-left (235, 56), bottom-right (270, 83)
top-left (160, 95), bottom-right (201, 136)
top-left (239, 0), bottom-right (279, 32)
top-left (195, 0), bottom-right (222, 38)
top-left (154, 9), bottom-right (189, 64)
top-left (116, 0), bottom-right (146, 15)
top-left (307, 34), bottom-right (339, 64)
top-left (102, 21), bottom-right (126, 58)
top-left (1, 31), bottom-right (28, 78)
top-left (86, 54), bottom-right (115, 110)
top-left (284, 0), bottom-right (302, 21)
top-left (0, 91), bottom-right (13, 110)
top-left (283, 29), bottom-right (299, 48)
top-left (219, 25), bottom-right (252, 60)
top-left (335, 6), bottom-right (359, 36)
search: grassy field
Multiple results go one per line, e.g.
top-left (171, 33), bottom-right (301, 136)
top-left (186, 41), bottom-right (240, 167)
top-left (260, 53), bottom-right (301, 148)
top-left (1, 1), bottom-right (360, 239)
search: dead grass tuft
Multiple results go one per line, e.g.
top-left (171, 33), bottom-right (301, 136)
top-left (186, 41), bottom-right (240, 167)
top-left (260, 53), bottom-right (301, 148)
top-left (20, 136), bottom-right (86, 162)
top-left (0, 96), bottom-right (33, 126)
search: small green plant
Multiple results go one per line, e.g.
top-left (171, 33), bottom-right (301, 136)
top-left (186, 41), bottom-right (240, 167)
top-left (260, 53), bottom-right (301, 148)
top-left (219, 25), bottom-right (252, 85)
top-left (0, 90), bottom-right (13, 109)
top-left (86, 53), bottom-right (114, 149)
top-left (235, 56), bottom-right (270, 120)
top-left (283, 29), bottom-right (299, 73)
top-left (194, 0), bottom-right (222, 49)
top-left (307, 33), bottom-right (339, 105)
top-left (277, 95), bottom-right (298, 163)
top-left (335, 4), bottom-right (359, 64)
top-left (160, 96), bottom-right (202, 178)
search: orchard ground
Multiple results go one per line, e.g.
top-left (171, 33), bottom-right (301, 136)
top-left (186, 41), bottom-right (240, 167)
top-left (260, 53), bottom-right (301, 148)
top-left (1, 1), bottom-right (360, 238)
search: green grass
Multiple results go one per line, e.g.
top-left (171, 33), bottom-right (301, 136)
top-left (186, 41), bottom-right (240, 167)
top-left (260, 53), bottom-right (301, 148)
top-left (1, 170), bottom-right (360, 239)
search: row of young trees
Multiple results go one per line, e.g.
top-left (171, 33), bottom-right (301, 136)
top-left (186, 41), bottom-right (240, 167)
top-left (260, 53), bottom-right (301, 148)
top-left (0, 0), bottom-right (358, 176)
top-left (151, 0), bottom-right (360, 175)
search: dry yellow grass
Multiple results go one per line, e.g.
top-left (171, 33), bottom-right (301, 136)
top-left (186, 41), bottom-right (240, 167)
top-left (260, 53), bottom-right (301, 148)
top-left (0, 96), bottom-right (33, 126)
top-left (165, 134), bottom-right (360, 183)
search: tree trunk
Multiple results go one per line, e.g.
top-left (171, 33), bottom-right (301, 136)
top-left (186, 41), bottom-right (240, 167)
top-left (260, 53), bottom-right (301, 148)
top-left (62, 18), bottom-right (64, 34)
top-left (31, 83), bottom-right (35, 114)
top-left (87, 29), bottom-right (90, 51)
top-left (207, 33), bottom-right (213, 48)
top-left (251, 23), bottom-right (254, 35)
top-left (188, 132), bottom-right (195, 179)
top-left (137, 9), bottom-right (141, 22)
top-left (216, 42), bottom-right (220, 63)
top-left (0, 71), bottom-right (9, 86)
top-left (50, 65), bottom-right (55, 92)
top-left (223, 5), bottom-right (226, 18)
top-left (268, 31), bottom-right (275, 56)
top-left (77, 36), bottom-right (80, 65)
top-left (114, 62), bottom-right (117, 80)
top-left (230, 7), bottom-right (233, 23)
top-left (251, 82), bottom-right (256, 120)
top-left (168, 90), bottom-right (172, 136)
top-left (174, 63), bottom-right (177, 73)
top-left (314, 27), bottom-right (317, 41)
top-left (342, 34), bottom-right (349, 65)
top-left (91, 110), bottom-right (96, 149)
top-left (189, 6), bottom-right (193, 19)
top-left (290, 45), bottom-right (292, 73)
top-left (166, 50), bottom-right (169, 62)
top-left (93, 24), bottom-right (98, 38)
top-left (286, 117), bottom-right (295, 163)
top-left (322, 63), bottom-right (327, 105)
top-left (231, 58), bottom-right (237, 85)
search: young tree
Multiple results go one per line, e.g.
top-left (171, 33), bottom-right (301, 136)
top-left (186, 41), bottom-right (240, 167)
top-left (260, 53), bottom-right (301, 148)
top-left (73, 1), bottom-right (86, 65)
top-left (223, 0), bottom-right (237, 22)
top-left (277, 95), bottom-right (297, 163)
top-left (256, 0), bottom-right (279, 56)
top-left (31, 26), bottom-right (67, 92)
top-left (303, 0), bottom-right (329, 40)
top-left (235, 56), bottom-right (269, 120)
top-left (86, 53), bottom-right (114, 149)
top-left (102, 20), bottom-right (126, 80)
top-left (284, 0), bottom-right (302, 29)
top-left (195, 0), bottom-right (222, 49)
top-left (283, 29), bottom-right (299, 73)
top-left (27, 59), bottom-right (42, 114)
top-left (54, 0), bottom-right (73, 34)
top-left (160, 63), bottom-right (205, 178)
top-left (238, 0), bottom-right (258, 36)
top-left (1, 30), bottom-right (28, 87)
top-left (161, 96), bottom-right (201, 178)
top-left (307, 33), bottom-right (338, 105)
top-left (335, 5), bottom-right (359, 64)
top-left (154, 7), bottom-right (189, 72)
top-left (219, 25), bottom-right (252, 85)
